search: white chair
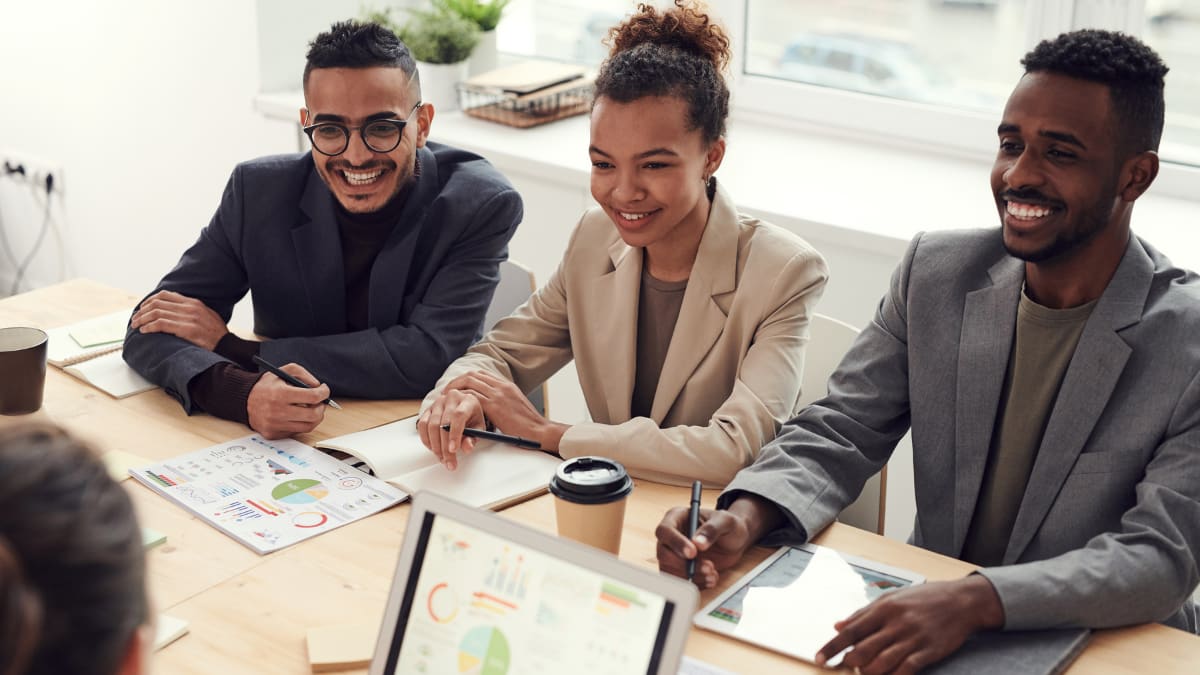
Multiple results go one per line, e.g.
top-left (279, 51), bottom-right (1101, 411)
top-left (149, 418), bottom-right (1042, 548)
top-left (799, 313), bottom-right (888, 535)
top-left (482, 260), bottom-right (547, 416)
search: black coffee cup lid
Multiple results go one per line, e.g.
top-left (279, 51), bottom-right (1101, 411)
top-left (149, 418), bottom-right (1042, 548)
top-left (549, 456), bottom-right (633, 505)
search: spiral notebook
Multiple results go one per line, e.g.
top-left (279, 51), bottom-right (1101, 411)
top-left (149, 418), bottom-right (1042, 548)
top-left (45, 310), bottom-right (156, 398)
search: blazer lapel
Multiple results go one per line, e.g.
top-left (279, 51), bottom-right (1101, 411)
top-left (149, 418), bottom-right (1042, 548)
top-left (1003, 237), bottom-right (1149, 563)
top-left (650, 185), bottom-right (738, 423)
top-left (952, 255), bottom-right (1023, 555)
top-left (293, 168), bottom-right (347, 334)
top-left (592, 237), bottom-right (641, 424)
top-left (367, 147), bottom-right (437, 328)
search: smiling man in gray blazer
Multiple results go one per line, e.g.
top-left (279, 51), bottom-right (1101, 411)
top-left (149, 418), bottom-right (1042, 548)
top-left (123, 21), bottom-right (521, 439)
top-left (657, 30), bottom-right (1200, 673)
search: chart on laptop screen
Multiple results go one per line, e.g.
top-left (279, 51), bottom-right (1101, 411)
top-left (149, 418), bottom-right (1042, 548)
top-left (393, 515), bottom-right (667, 675)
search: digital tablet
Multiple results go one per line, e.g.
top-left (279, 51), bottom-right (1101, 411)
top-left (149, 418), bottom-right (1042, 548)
top-left (370, 491), bottom-right (699, 675)
top-left (694, 543), bottom-right (924, 666)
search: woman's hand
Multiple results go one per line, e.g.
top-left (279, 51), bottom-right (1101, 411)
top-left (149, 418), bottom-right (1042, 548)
top-left (417, 389), bottom-right (485, 470)
top-left (443, 371), bottom-right (569, 452)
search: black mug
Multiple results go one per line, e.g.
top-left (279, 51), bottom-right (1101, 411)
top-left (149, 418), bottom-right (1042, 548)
top-left (0, 327), bottom-right (49, 415)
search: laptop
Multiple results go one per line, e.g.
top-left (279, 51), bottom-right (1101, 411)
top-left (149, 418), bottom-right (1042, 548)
top-left (370, 491), bottom-right (699, 675)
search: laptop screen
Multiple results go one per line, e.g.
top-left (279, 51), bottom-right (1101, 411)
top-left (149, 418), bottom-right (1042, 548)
top-left (379, 511), bottom-right (677, 675)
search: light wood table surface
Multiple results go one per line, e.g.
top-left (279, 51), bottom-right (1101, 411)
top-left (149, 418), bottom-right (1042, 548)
top-left (3, 279), bottom-right (1198, 674)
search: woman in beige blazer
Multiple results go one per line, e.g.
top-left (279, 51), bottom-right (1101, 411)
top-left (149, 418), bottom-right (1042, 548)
top-left (418, 1), bottom-right (828, 486)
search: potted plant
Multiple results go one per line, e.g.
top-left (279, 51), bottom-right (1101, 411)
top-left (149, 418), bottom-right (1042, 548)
top-left (366, 7), bottom-right (480, 112)
top-left (433, 0), bottom-right (510, 75)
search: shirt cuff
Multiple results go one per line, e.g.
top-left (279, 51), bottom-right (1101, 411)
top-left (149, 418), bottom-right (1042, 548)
top-left (187, 362), bottom-right (263, 425)
top-left (214, 332), bottom-right (261, 370)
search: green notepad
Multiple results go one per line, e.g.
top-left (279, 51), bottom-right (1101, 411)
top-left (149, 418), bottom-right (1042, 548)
top-left (141, 527), bottom-right (167, 550)
top-left (67, 311), bottom-right (128, 348)
top-left (154, 613), bottom-right (189, 651)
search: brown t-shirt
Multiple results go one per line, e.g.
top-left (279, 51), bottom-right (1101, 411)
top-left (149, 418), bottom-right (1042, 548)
top-left (961, 291), bottom-right (1097, 566)
top-left (630, 267), bottom-right (688, 419)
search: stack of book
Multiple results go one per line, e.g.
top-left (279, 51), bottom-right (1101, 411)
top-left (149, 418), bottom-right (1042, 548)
top-left (458, 61), bottom-right (594, 128)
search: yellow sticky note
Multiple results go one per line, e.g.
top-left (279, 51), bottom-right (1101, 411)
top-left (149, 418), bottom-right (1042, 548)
top-left (103, 450), bottom-right (150, 483)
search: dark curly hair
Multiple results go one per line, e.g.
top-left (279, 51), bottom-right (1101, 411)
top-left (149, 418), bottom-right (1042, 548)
top-left (1022, 29), bottom-right (1168, 154)
top-left (0, 425), bottom-right (146, 675)
top-left (594, 1), bottom-right (731, 144)
top-left (304, 20), bottom-right (418, 91)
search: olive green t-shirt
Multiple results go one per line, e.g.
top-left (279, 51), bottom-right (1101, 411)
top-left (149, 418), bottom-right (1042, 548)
top-left (961, 291), bottom-right (1097, 567)
top-left (630, 267), bottom-right (688, 420)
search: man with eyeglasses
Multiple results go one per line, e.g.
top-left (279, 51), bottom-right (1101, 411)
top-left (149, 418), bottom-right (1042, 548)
top-left (123, 21), bottom-right (522, 439)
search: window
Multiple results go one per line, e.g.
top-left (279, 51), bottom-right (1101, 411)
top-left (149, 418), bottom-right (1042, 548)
top-left (495, 0), bottom-right (1200, 193)
top-left (497, 0), bottom-right (635, 67)
top-left (1141, 5), bottom-right (1200, 165)
top-left (743, 0), bottom-right (1017, 114)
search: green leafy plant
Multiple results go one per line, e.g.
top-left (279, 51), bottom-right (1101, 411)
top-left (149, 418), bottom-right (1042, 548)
top-left (433, 0), bottom-right (510, 32)
top-left (364, 6), bottom-right (480, 65)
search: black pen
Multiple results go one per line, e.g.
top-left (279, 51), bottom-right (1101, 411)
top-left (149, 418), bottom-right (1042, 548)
top-left (687, 480), bottom-right (702, 582)
top-left (440, 424), bottom-right (542, 450)
top-left (251, 355), bottom-right (342, 410)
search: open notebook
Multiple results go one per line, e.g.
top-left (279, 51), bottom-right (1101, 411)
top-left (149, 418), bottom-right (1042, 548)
top-left (45, 310), bottom-right (155, 398)
top-left (316, 416), bottom-right (561, 511)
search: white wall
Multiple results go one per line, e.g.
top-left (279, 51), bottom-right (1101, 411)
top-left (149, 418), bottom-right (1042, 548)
top-left (0, 1), bottom-right (296, 298)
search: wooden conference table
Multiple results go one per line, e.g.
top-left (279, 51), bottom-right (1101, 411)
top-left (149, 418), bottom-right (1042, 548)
top-left (2, 279), bottom-right (1199, 674)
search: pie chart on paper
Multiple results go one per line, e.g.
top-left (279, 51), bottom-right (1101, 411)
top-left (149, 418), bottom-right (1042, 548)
top-left (271, 478), bottom-right (329, 505)
top-left (458, 626), bottom-right (510, 675)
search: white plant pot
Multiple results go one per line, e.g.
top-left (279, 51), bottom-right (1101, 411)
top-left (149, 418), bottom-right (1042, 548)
top-left (416, 60), bottom-right (468, 113)
top-left (469, 29), bottom-right (498, 77)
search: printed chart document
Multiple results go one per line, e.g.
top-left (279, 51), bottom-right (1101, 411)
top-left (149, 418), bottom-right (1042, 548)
top-left (46, 310), bottom-right (155, 398)
top-left (316, 416), bottom-right (560, 510)
top-left (130, 435), bottom-right (405, 554)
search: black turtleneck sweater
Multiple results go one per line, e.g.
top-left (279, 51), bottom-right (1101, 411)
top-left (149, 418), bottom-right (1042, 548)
top-left (188, 176), bottom-right (414, 424)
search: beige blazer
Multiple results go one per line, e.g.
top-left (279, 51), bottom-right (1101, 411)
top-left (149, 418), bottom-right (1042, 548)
top-left (423, 183), bottom-right (828, 485)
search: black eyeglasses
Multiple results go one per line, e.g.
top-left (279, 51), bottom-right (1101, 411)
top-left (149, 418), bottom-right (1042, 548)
top-left (302, 102), bottom-right (422, 156)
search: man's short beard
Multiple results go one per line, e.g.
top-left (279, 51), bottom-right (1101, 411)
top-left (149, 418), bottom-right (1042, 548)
top-left (1004, 211), bottom-right (1109, 264)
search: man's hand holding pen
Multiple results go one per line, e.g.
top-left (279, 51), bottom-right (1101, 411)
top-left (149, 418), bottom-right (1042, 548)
top-left (655, 493), bottom-right (784, 589)
top-left (247, 362), bottom-right (330, 440)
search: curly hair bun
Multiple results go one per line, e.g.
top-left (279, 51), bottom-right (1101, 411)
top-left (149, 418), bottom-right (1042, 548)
top-left (607, 1), bottom-right (731, 73)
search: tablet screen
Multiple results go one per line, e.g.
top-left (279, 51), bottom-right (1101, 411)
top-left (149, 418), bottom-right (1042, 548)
top-left (382, 512), bottom-right (675, 675)
top-left (706, 546), bottom-right (911, 625)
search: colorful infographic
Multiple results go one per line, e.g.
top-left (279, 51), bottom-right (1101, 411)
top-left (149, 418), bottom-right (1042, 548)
top-left (458, 626), bottom-right (510, 675)
top-left (271, 478), bottom-right (330, 505)
top-left (391, 516), bottom-right (666, 675)
top-left (130, 435), bottom-right (405, 554)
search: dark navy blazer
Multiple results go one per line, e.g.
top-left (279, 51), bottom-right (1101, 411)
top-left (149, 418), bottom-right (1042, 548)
top-left (124, 142), bottom-right (522, 411)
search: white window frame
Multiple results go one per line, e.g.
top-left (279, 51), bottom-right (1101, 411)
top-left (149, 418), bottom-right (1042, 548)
top-left (710, 0), bottom-right (1200, 199)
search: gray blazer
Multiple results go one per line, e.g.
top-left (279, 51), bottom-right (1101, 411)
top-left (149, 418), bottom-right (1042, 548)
top-left (123, 143), bottom-right (522, 412)
top-left (724, 229), bottom-right (1200, 633)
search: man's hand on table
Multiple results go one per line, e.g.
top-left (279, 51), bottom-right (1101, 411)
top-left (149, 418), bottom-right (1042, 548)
top-left (817, 574), bottom-right (1005, 674)
top-left (131, 290), bottom-right (228, 350)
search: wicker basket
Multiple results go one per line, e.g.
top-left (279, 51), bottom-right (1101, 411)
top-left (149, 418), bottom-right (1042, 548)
top-left (457, 78), bottom-right (595, 128)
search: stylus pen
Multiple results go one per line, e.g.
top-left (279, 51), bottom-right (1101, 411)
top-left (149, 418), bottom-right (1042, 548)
top-left (440, 424), bottom-right (543, 450)
top-left (251, 355), bottom-right (342, 410)
top-left (687, 480), bottom-right (702, 582)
